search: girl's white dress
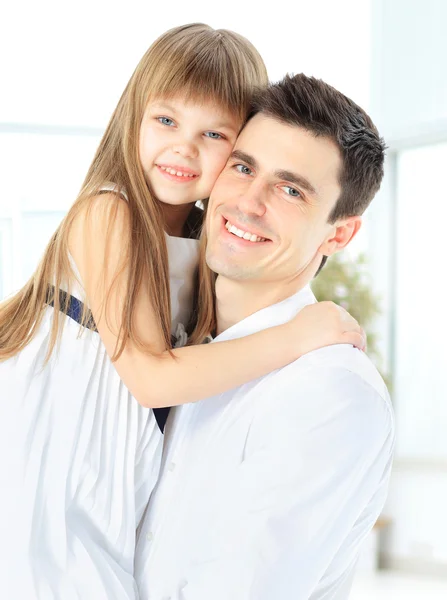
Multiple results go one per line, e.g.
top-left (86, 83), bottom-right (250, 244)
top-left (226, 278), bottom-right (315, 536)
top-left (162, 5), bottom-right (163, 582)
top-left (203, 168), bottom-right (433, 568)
top-left (0, 234), bottom-right (199, 599)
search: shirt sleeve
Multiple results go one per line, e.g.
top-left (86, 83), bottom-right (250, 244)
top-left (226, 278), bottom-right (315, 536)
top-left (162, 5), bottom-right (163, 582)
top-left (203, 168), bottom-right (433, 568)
top-left (178, 366), bottom-right (394, 600)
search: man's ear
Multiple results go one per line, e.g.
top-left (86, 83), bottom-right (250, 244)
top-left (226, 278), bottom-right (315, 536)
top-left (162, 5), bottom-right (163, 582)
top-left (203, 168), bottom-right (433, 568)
top-left (318, 216), bottom-right (362, 256)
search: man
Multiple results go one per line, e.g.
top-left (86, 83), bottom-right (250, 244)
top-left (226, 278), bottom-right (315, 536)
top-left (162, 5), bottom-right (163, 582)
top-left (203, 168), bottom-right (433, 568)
top-left (135, 74), bottom-right (394, 599)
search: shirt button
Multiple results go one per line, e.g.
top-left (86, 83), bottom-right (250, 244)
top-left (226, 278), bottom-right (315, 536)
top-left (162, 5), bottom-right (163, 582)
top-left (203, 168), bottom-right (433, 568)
top-left (146, 531), bottom-right (154, 542)
top-left (168, 462), bottom-right (176, 472)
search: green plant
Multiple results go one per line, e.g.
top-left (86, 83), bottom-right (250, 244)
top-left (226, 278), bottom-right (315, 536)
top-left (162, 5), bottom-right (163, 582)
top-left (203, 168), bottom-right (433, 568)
top-left (311, 253), bottom-right (385, 373)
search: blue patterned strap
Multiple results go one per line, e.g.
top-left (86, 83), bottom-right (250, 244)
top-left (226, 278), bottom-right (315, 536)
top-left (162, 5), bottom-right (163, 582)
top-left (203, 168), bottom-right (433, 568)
top-left (46, 285), bottom-right (97, 331)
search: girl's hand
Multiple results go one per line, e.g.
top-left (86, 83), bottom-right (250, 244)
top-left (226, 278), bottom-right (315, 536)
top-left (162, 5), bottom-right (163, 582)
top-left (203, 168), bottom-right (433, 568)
top-left (291, 301), bottom-right (366, 356)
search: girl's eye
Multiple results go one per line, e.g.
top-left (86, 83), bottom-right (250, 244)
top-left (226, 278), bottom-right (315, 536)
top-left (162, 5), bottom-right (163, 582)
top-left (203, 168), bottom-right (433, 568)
top-left (282, 186), bottom-right (301, 198)
top-left (204, 131), bottom-right (223, 140)
top-left (235, 164), bottom-right (253, 176)
top-left (158, 117), bottom-right (175, 127)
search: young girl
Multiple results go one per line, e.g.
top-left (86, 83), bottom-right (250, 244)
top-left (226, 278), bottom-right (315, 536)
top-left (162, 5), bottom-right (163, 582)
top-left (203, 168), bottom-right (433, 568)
top-left (0, 23), bottom-right (364, 598)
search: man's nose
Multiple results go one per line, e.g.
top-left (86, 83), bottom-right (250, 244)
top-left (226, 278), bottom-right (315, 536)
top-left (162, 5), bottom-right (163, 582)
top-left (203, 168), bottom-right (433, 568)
top-left (238, 180), bottom-right (268, 217)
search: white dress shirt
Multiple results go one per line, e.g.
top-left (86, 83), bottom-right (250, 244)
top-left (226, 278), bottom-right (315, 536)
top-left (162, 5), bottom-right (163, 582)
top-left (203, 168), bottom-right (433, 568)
top-left (135, 285), bottom-right (394, 600)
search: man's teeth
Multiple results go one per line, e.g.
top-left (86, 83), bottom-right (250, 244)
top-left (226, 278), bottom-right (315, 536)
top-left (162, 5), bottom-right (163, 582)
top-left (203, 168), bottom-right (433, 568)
top-left (159, 166), bottom-right (195, 178)
top-left (225, 220), bottom-right (266, 243)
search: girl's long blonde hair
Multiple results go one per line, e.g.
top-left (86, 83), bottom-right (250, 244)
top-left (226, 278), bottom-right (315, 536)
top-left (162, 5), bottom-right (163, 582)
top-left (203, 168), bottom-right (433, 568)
top-left (0, 23), bottom-right (268, 362)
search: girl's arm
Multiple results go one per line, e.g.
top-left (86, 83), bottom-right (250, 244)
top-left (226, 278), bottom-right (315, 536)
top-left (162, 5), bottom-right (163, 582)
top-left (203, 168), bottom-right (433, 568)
top-left (69, 195), bottom-right (364, 409)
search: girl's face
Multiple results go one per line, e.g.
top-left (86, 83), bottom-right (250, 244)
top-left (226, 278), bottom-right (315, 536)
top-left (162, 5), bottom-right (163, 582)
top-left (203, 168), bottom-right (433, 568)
top-left (139, 95), bottom-right (242, 210)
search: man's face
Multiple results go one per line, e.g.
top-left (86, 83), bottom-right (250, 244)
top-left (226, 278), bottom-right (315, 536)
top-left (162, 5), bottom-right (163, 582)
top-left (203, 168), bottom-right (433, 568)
top-left (206, 114), bottom-right (346, 285)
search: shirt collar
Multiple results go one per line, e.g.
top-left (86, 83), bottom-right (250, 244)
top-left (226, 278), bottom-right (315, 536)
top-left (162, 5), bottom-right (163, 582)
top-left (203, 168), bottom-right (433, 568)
top-left (213, 285), bottom-right (317, 343)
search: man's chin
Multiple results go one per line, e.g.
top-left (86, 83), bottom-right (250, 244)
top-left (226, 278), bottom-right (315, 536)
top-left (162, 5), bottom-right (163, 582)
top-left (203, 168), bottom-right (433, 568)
top-left (208, 261), bottom-right (255, 281)
top-left (206, 247), bottom-right (258, 280)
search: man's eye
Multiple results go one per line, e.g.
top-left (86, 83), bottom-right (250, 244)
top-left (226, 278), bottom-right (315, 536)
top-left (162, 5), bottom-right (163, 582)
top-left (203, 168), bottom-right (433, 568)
top-left (282, 186), bottom-right (301, 198)
top-left (204, 131), bottom-right (223, 139)
top-left (235, 164), bottom-right (253, 175)
top-left (158, 116), bottom-right (175, 126)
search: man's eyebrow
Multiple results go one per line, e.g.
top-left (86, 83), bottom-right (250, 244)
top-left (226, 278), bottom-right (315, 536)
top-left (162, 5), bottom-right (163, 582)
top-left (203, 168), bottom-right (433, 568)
top-left (229, 150), bottom-right (259, 170)
top-left (275, 169), bottom-right (318, 196)
top-left (230, 151), bottom-right (317, 197)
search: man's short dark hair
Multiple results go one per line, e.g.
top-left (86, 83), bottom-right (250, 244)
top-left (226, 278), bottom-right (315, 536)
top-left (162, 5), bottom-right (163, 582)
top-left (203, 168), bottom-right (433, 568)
top-left (248, 74), bottom-right (386, 274)
top-left (249, 73), bottom-right (386, 221)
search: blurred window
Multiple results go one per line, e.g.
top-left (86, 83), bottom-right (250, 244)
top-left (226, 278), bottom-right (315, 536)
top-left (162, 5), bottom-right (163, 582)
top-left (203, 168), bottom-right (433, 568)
top-left (0, 132), bottom-right (100, 298)
top-left (394, 142), bottom-right (447, 460)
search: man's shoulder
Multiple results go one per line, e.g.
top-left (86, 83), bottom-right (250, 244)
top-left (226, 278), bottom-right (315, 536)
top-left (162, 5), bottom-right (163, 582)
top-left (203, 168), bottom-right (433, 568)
top-left (245, 343), bottom-right (394, 469)
top-left (253, 343), bottom-right (393, 438)
top-left (247, 346), bottom-right (394, 461)
top-left (278, 343), bottom-right (389, 404)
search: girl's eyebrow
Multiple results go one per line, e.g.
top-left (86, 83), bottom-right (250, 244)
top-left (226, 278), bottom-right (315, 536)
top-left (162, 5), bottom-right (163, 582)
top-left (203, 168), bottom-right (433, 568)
top-left (212, 120), bottom-right (239, 131)
top-left (150, 102), bottom-right (177, 112)
top-left (149, 103), bottom-right (237, 131)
